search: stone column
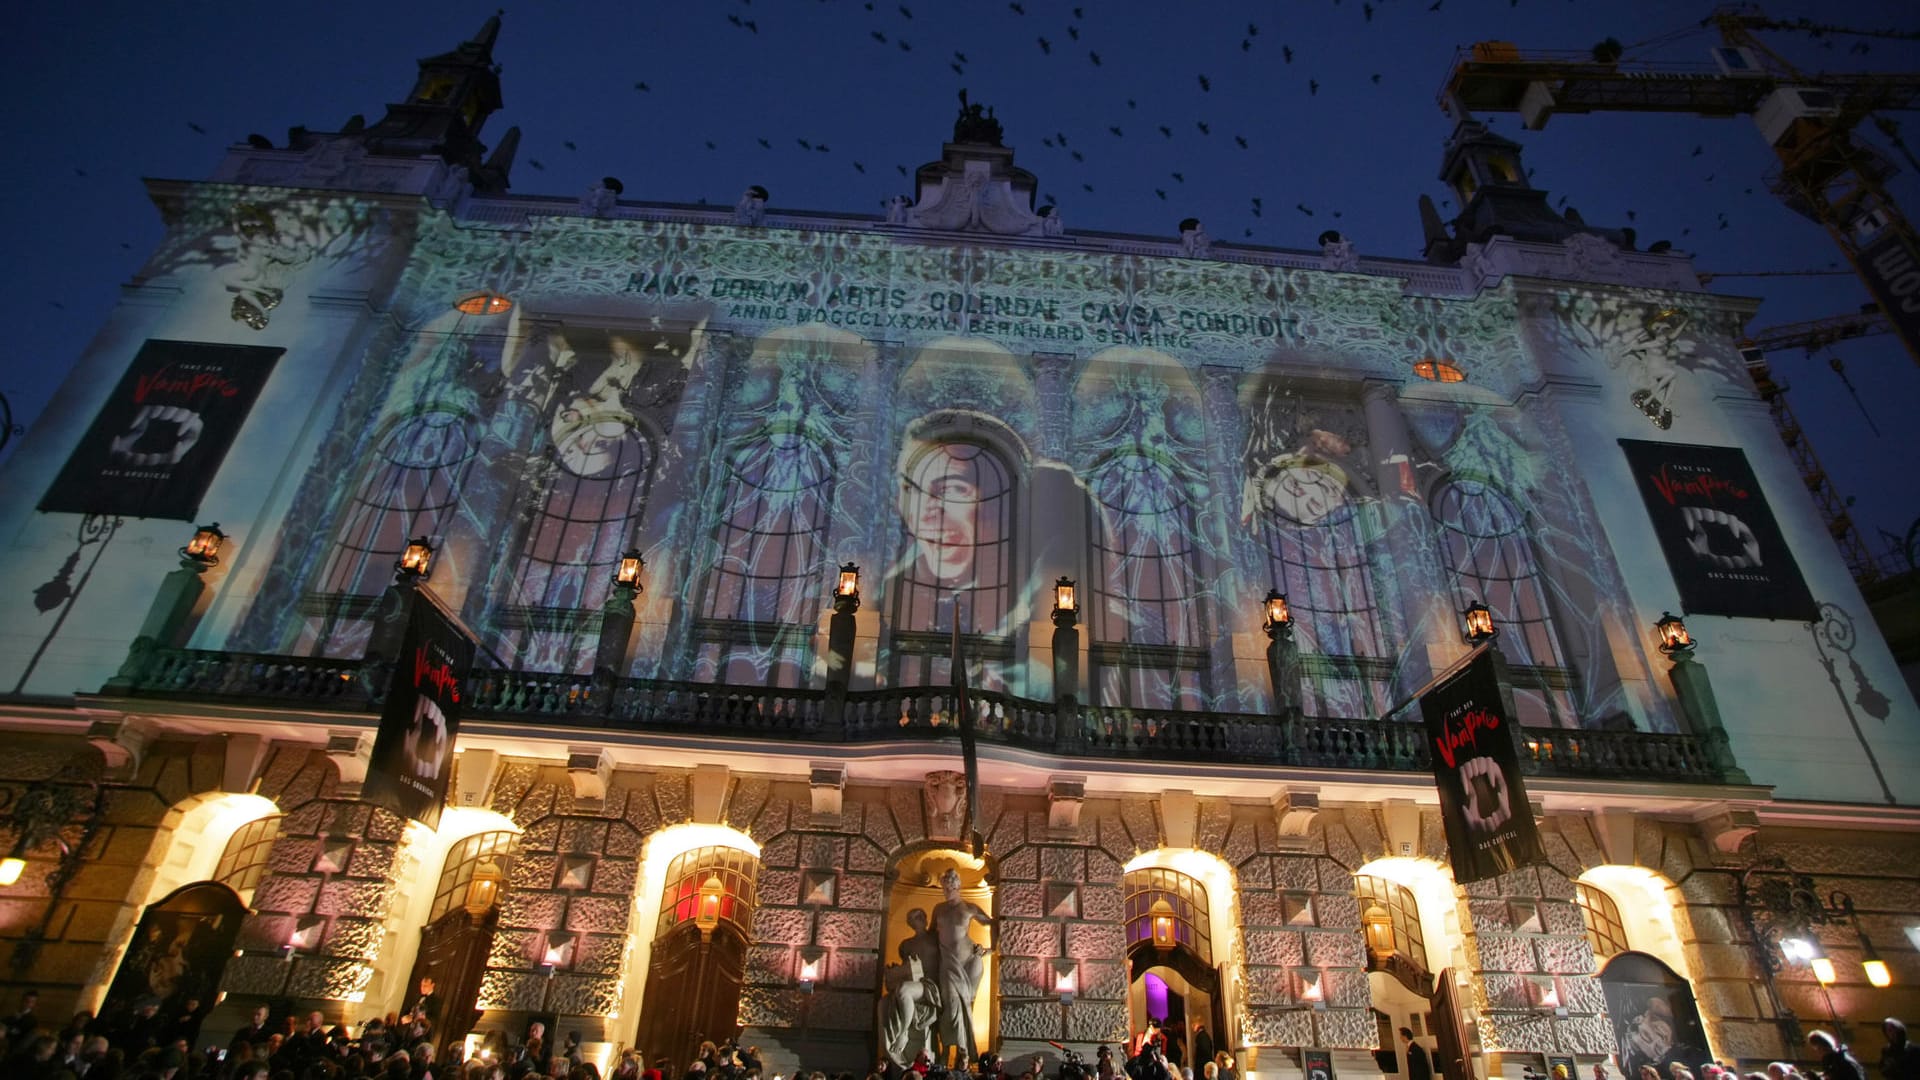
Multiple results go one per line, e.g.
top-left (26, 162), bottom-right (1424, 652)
top-left (1027, 354), bottom-right (1083, 705)
top-left (1200, 365), bottom-right (1259, 710)
top-left (1360, 380), bottom-right (1458, 697)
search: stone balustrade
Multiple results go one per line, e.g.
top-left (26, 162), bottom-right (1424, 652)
top-left (108, 647), bottom-right (1732, 783)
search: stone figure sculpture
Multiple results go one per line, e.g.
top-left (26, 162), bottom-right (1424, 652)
top-left (953, 89), bottom-right (1005, 146)
top-left (931, 868), bottom-right (993, 1058)
top-left (882, 950), bottom-right (939, 1066)
top-left (924, 771), bottom-right (967, 841)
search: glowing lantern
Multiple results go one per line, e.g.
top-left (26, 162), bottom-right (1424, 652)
top-left (183, 522), bottom-right (226, 566)
top-left (1364, 904), bottom-right (1394, 957)
top-left (1264, 590), bottom-right (1292, 638)
top-left (1655, 612), bottom-right (1694, 655)
top-left (1462, 601), bottom-right (1496, 644)
top-left (615, 548), bottom-right (645, 590)
top-left (397, 536), bottom-right (435, 579)
top-left (0, 858), bottom-right (24, 886)
top-left (696, 873), bottom-right (727, 934)
top-left (1150, 898), bottom-right (1176, 949)
top-left (464, 857), bottom-right (504, 919)
top-left (836, 563), bottom-right (860, 599)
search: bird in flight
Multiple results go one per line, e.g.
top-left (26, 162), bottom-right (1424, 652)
top-left (758, 137), bottom-right (771, 149)
top-left (1037, 36), bottom-right (1051, 53)
top-left (1235, 134), bottom-right (1248, 148)
top-left (1155, 189), bottom-right (1167, 200)
top-left (563, 140), bottom-right (577, 151)
top-left (187, 122), bottom-right (206, 134)
top-left (1296, 203), bottom-right (1314, 215)
top-left (1009, 1), bottom-right (1024, 12)
top-left (1197, 121), bottom-right (1211, 134)
top-left (798, 138), bottom-right (813, 150)
top-left (1067, 25), bottom-right (1080, 40)
top-left (854, 161), bottom-right (866, 173)
top-left (1109, 125), bottom-right (1124, 137)
top-left (1309, 79), bottom-right (1320, 95)
top-left (1171, 172), bottom-right (1185, 182)
top-left (1158, 125), bottom-right (1173, 138)
top-left (1198, 74), bottom-right (1211, 91)
top-left (1089, 50), bottom-right (1102, 65)
top-left (1283, 45), bottom-right (1294, 63)
top-left (1070, 150), bottom-right (1085, 162)
top-left (633, 81), bottom-right (650, 92)
top-left (1371, 73), bottom-right (1382, 84)
top-left (1364, 2), bottom-right (1374, 21)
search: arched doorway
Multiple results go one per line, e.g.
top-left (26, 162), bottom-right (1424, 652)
top-left (635, 844), bottom-right (759, 1064)
top-left (1123, 866), bottom-right (1222, 1067)
top-left (403, 830), bottom-right (516, 1042)
top-left (1354, 861), bottom-right (1473, 1080)
top-left (103, 882), bottom-right (249, 1018)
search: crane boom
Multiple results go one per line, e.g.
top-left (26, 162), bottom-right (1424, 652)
top-left (1440, 13), bottom-right (1920, 370)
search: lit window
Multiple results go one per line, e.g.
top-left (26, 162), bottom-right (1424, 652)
top-left (657, 846), bottom-right (758, 937)
top-left (454, 292), bottom-right (512, 316)
top-left (1576, 882), bottom-right (1629, 962)
top-left (1413, 358), bottom-right (1467, 383)
top-left (1123, 867), bottom-right (1212, 962)
top-left (213, 815), bottom-right (282, 902)
top-left (430, 832), bottom-right (518, 922)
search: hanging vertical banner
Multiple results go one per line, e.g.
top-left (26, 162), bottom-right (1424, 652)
top-left (1619, 440), bottom-right (1817, 621)
top-left (366, 598), bottom-right (474, 829)
top-left (39, 339), bottom-right (283, 519)
top-left (1421, 648), bottom-right (1545, 886)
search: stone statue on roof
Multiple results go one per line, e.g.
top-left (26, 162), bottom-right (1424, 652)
top-left (953, 89), bottom-right (1004, 147)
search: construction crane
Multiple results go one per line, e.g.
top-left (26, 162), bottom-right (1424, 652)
top-left (1737, 308), bottom-right (1891, 582)
top-left (1441, 8), bottom-right (1920, 368)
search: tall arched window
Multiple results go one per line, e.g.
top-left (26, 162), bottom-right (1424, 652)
top-left (1431, 479), bottom-right (1577, 726)
top-left (497, 418), bottom-right (654, 673)
top-left (1354, 874), bottom-right (1429, 976)
top-left (1089, 452), bottom-right (1209, 709)
top-left (891, 438), bottom-right (1014, 687)
top-left (655, 845), bottom-right (759, 937)
top-left (1123, 866), bottom-right (1213, 962)
top-left (429, 831), bottom-right (517, 922)
top-left (212, 814), bottom-right (281, 904)
top-left (693, 433), bottom-right (835, 687)
top-left (303, 410), bottom-right (478, 656)
top-left (1262, 486), bottom-right (1391, 718)
top-left (1575, 882), bottom-right (1629, 963)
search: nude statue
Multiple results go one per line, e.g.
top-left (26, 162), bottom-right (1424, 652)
top-left (930, 868), bottom-right (993, 1058)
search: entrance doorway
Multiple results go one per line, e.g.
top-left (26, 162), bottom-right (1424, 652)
top-left (1123, 867), bottom-right (1223, 1068)
top-left (635, 845), bottom-right (758, 1065)
top-left (104, 882), bottom-right (248, 1016)
top-left (408, 830), bottom-right (515, 1041)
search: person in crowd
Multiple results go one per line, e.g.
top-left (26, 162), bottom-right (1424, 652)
top-left (5, 990), bottom-right (41, 1045)
top-left (1400, 1028), bottom-right (1431, 1080)
top-left (1808, 1031), bottom-right (1864, 1080)
top-left (1883, 1019), bottom-right (1920, 1080)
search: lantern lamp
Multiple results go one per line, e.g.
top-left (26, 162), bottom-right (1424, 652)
top-left (1054, 577), bottom-right (1077, 616)
top-left (1264, 589), bottom-right (1292, 639)
top-left (837, 563), bottom-right (860, 598)
top-left (0, 857), bottom-right (24, 886)
top-left (1805, 938), bottom-right (1836, 985)
top-left (1655, 612), bottom-right (1694, 655)
top-left (695, 873), bottom-right (726, 934)
top-left (1462, 601), bottom-right (1496, 644)
top-left (798, 945), bottom-right (826, 992)
top-left (1861, 932), bottom-right (1891, 988)
top-left (1364, 904), bottom-right (1394, 957)
top-left (397, 536), bottom-right (435, 580)
top-left (1150, 898), bottom-right (1176, 949)
top-left (614, 548), bottom-right (645, 590)
top-left (464, 857), bottom-right (504, 919)
top-left (182, 522), bottom-right (227, 567)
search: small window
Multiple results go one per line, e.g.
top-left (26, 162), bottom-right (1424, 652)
top-left (430, 831), bottom-right (517, 922)
top-left (1576, 882), bottom-right (1629, 962)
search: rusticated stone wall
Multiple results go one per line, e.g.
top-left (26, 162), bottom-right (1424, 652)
top-left (476, 761), bottom-right (664, 1036)
top-left (224, 745), bottom-right (406, 1010)
top-left (1233, 806), bottom-right (1377, 1051)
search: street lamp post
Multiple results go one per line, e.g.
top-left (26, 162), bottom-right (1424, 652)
top-left (105, 523), bottom-right (233, 693)
top-left (1654, 613), bottom-right (1749, 783)
top-left (1264, 590), bottom-right (1303, 747)
top-left (593, 549), bottom-right (644, 706)
top-left (1052, 577), bottom-right (1080, 739)
top-left (824, 565), bottom-right (860, 722)
top-left (1737, 857), bottom-right (1895, 1054)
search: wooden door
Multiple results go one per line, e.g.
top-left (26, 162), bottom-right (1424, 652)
top-left (405, 906), bottom-right (497, 1042)
top-left (1431, 968), bottom-right (1474, 1080)
top-left (636, 924), bottom-right (748, 1065)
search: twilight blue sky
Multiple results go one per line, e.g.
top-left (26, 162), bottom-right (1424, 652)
top-left (3, 0), bottom-right (1917, 560)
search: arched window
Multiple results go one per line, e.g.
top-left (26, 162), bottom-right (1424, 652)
top-left (1354, 874), bottom-right (1429, 975)
top-left (655, 845), bottom-right (758, 937)
top-left (1431, 479), bottom-right (1577, 726)
top-left (1089, 453), bottom-right (1209, 709)
top-left (304, 410), bottom-right (479, 656)
top-left (1576, 882), bottom-right (1629, 962)
top-left (429, 831), bottom-right (517, 923)
top-left (692, 433), bottom-right (836, 687)
top-left (1123, 867), bottom-right (1212, 962)
top-left (891, 439), bottom-right (1014, 687)
top-left (497, 417), bottom-right (654, 673)
top-left (212, 815), bottom-right (281, 903)
top-left (1262, 489), bottom-right (1391, 718)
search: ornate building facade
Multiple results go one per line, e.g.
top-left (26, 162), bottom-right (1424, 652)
top-left (1, 18), bottom-right (1916, 1078)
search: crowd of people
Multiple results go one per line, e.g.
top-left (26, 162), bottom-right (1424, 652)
top-left (0, 990), bottom-right (1913, 1080)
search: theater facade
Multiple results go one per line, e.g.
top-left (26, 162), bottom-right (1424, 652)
top-left (1, 18), bottom-right (1916, 1079)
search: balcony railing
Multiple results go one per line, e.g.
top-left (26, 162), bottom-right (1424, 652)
top-left (105, 647), bottom-right (1731, 783)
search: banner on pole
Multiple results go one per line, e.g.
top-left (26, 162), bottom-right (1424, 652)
top-left (1420, 648), bottom-right (1545, 885)
top-left (365, 598), bottom-right (474, 829)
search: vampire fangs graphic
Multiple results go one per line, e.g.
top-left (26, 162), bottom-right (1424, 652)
top-left (108, 404), bottom-right (206, 467)
top-left (1460, 755), bottom-right (1512, 835)
top-left (1679, 505), bottom-right (1763, 570)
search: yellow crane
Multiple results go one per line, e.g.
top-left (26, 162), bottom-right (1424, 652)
top-left (1441, 8), bottom-right (1920, 367)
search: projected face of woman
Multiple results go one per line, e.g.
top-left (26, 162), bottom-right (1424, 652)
top-left (902, 444), bottom-right (981, 587)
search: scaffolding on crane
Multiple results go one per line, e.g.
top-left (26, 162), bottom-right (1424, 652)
top-left (1440, 7), bottom-right (1920, 367)
top-left (1735, 309), bottom-right (1891, 582)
